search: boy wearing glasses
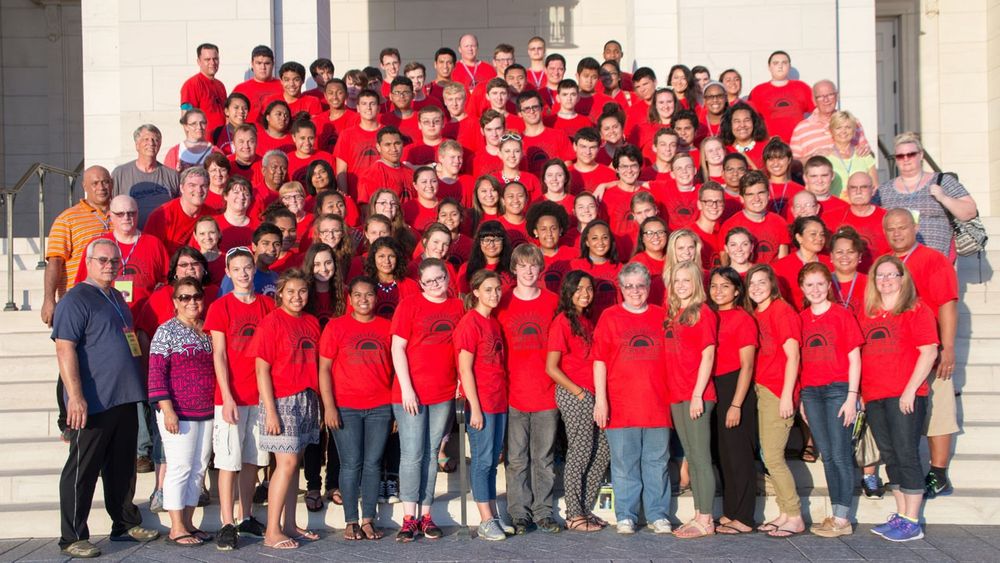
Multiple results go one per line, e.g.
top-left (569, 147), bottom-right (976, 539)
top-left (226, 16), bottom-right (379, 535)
top-left (518, 91), bottom-right (574, 176)
top-left (379, 76), bottom-right (420, 143)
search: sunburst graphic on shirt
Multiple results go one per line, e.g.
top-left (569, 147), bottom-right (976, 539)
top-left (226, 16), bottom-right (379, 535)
top-left (757, 241), bottom-right (774, 257)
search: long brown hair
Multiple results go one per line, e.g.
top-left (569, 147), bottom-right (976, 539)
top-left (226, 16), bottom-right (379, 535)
top-left (863, 255), bottom-right (918, 317)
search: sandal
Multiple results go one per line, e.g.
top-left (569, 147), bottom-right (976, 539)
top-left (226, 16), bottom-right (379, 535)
top-left (294, 528), bottom-right (320, 542)
top-left (768, 526), bottom-right (806, 538)
top-left (799, 445), bottom-right (819, 463)
top-left (344, 523), bottom-right (363, 541)
top-left (305, 489), bottom-right (323, 512)
top-left (587, 513), bottom-right (608, 527)
top-left (674, 519), bottom-right (714, 539)
top-left (263, 538), bottom-right (298, 549)
top-left (566, 517), bottom-right (602, 532)
top-left (190, 529), bottom-right (213, 542)
top-left (716, 522), bottom-right (754, 535)
top-left (437, 456), bottom-right (457, 473)
top-left (360, 521), bottom-right (383, 540)
top-left (166, 534), bottom-right (203, 547)
top-left (326, 488), bottom-right (343, 505)
top-left (758, 521), bottom-right (780, 533)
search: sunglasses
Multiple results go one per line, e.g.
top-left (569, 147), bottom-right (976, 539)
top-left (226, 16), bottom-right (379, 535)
top-left (226, 246), bottom-right (251, 257)
top-left (175, 293), bottom-right (205, 303)
top-left (110, 210), bottom-right (138, 217)
top-left (499, 132), bottom-right (522, 142)
top-left (894, 151), bottom-right (921, 161)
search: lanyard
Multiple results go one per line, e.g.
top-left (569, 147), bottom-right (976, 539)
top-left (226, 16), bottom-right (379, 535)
top-left (528, 69), bottom-right (545, 89)
top-left (900, 244), bottom-right (919, 264)
top-left (771, 182), bottom-right (790, 215)
top-left (115, 234), bottom-right (139, 269)
top-left (833, 273), bottom-right (857, 309)
top-left (460, 61), bottom-right (482, 88)
top-left (86, 281), bottom-right (129, 328)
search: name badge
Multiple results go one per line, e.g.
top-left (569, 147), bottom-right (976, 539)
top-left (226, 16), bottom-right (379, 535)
top-left (124, 328), bottom-right (142, 357)
top-left (908, 209), bottom-right (921, 225)
top-left (114, 280), bottom-right (134, 303)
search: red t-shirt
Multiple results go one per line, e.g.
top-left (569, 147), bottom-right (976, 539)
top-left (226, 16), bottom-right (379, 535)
top-left (817, 196), bottom-right (850, 231)
top-left (858, 300), bottom-right (938, 402)
top-left (135, 283), bottom-right (219, 340)
top-left (454, 310), bottom-right (508, 414)
top-left (545, 113), bottom-right (593, 140)
top-left (497, 215), bottom-right (532, 248)
top-left (569, 258), bottom-right (621, 319)
top-left (248, 308), bottom-right (321, 399)
top-left (379, 111), bottom-right (421, 144)
top-left (390, 294), bottom-right (465, 405)
top-left (664, 304), bottom-right (718, 404)
top-left (319, 314), bottom-right (393, 409)
top-left (453, 61), bottom-right (497, 91)
top-left (768, 181), bottom-right (805, 220)
top-left (691, 220), bottom-right (723, 271)
top-left (800, 304), bottom-right (864, 387)
top-left (754, 299), bottom-right (802, 400)
top-left (771, 253), bottom-right (833, 311)
top-left (725, 143), bottom-right (766, 170)
top-left (227, 154), bottom-right (264, 187)
top-left (265, 94), bottom-right (323, 119)
top-left (601, 185), bottom-right (649, 237)
top-left (436, 174), bottom-right (475, 207)
top-left (255, 131), bottom-right (294, 158)
top-left (652, 183), bottom-right (699, 229)
top-left (331, 125), bottom-right (379, 198)
top-left (285, 150), bottom-right (333, 182)
top-left (233, 78), bottom-right (283, 124)
top-left (402, 199), bottom-right (440, 234)
top-left (748, 80), bottom-right (815, 142)
top-left (204, 293), bottom-right (277, 406)
top-left (833, 273), bottom-right (867, 315)
top-left (897, 244), bottom-right (958, 317)
top-left (74, 233), bottom-right (170, 316)
top-left (456, 262), bottom-right (517, 294)
top-left (317, 110), bottom-right (361, 152)
top-left (593, 304), bottom-right (671, 428)
top-left (214, 213), bottom-right (258, 252)
top-left (522, 127), bottom-right (575, 175)
top-left (357, 160), bottom-right (413, 204)
top-left (302, 87), bottom-right (329, 112)
top-left (370, 278), bottom-right (420, 320)
top-left (838, 207), bottom-right (888, 272)
top-left (541, 246), bottom-right (577, 294)
top-left (720, 211), bottom-right (790, 265)
top-left (497, 289), bottom-right (559, 412)
top-left (569, 163), bottom-right (618, 194)
top-left (203, 190), bottom-right (226, 214)
top-left (402, 140), bottom-right (442, 166)
top-left (547, 313), bottom-right (595, 393)
top-left (180, 72), bottom-right (227, 134)
top-left (144, 199), bottom-right (213, 256)
top-left (446, 234), bottom-right (474, 269)
top-left (472, 150), bottom-right (504, 178)
top-left (628, 251), bottom-right (666, 308)
top-left (714, 307), bottom-right (758, 376)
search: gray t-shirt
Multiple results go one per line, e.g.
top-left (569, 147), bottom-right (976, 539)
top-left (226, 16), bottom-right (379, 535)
top-left (50, 283), bottom-right (146, 414)
top-left (112, 161), bottom-right (179, 228)
top-left (875, 172), bottom-right (969, 256)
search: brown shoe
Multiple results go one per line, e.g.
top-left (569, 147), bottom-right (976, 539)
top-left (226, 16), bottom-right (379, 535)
top-left (136, 456), bottom-right (154, 473)
top-left (812, 518), bottom-right (853, 538)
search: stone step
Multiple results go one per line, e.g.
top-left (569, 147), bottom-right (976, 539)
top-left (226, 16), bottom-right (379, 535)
top-left (0, 381), bottom-right (57, 411)
top-left (0, 438), bottom-right (68, 472)
top-left (0, 330), bottom-right (53, 356)
top-left (0, 408), bottom-right (59, 440)
top-left (950, 421), bottom-right (1000, 455)
top-left (959, 314), bottom-right (1000, 339)
top-left (955, 338), bottom-right (1000, 365)
top-left (957, 392), bottom-right (1000, 423)
top-left (0, 355), bottom-right (56, 382)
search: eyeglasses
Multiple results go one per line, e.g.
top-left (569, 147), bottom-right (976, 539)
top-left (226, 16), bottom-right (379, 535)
top-left (815, 93), bottom-right (838, 101)
top-left (723, 167), bottom-right (747, 174)
top-left (110, 210), bottom-right (138, 217)
top-left (226, 246), bottom-right (251, 257)
top-left (703, 94), bottom-right (726, 101)
top-left (174, 293), bottom-right (205, 303)
top-left (499, 132), bottom-right (522, 142)
top-left (622, 283), bottom-right (649, 291)
top-left (421, 274), bottom-right (447, 287)
top-left (318, 229), bottom-right (343, 236)
top-left (88, 256), bottom-right (121, 266)
top-left (480, 236), bottom-right (504, 245)
top-left (520, 104), bottom-right (542, 113)
top-left (281, 194), bottom-right (305, 200)
top-left (875, 272), bottom-right (902, 280)
top-left (699, 199), bottom-right (724, 207)
top-left (642, 229), bottom-right (667, 238)
top-left (894, 151), bottom-right (921, 161)
top-left (391, 90), bottom-right (414, 97)
top-left (176, 261), bottom-right (202, 269)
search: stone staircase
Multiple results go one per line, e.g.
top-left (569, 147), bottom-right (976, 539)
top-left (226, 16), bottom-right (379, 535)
top-left (0, 220), bottom-right (998, 538)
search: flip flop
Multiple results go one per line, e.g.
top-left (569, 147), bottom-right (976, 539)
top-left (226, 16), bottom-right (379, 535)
top-left (768, 527), bottom-right (806, 538)
top-left (716, 523), bottom-right (754, 535)
top-left (263, 538), bottom-right (298, 549)
top-left (344, 523), bottom-right (363, 541)
top-left (190, 529), bottom-right (213, 541)
top-left (294, 528), bottom-right (320, 542)
top-left (166, 534), bottom-right (203, 547)
top-left (305, 490), bottom-right (324, 512)
top-left (674, 519), bottom-right (714, 539)
top-left (757, 522), bottom-right (780, 533)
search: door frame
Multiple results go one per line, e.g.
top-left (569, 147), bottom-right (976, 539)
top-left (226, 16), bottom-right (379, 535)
top-left (875, 0), bottom-right (921, 135)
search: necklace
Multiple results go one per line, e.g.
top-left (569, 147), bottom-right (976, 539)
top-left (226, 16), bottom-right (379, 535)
top-left (377, 280), bottom-right (397, 294)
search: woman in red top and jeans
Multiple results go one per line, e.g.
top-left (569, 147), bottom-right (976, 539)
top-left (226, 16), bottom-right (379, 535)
top-left (860, 256), bottom-right (938, 543)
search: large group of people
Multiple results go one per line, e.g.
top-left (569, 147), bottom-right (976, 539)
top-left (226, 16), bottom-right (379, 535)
top-left (41, 32), bottom-right (979, 558)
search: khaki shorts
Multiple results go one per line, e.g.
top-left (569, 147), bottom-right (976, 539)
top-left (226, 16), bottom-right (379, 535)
top-left (212, 405), bottom-right (269, 471)
top-left (924, 375), bottom-right (960, 437)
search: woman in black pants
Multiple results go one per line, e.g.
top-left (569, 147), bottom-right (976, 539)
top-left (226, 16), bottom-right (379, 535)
top-left (708, 266), bottom-right (758, 534)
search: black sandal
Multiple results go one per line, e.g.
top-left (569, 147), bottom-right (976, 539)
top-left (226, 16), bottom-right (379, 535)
top-left (343, 523), bottom-right (363, 540)
top-left (799, 445), bottom-right (819, 463)
top-left (360, 521), bottom-right (383, 540)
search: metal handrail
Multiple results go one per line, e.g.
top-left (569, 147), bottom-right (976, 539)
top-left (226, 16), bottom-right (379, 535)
top-left (877, 137), bottom-right (943, 178)
top-left (2, 160), bottom-right (84, 311)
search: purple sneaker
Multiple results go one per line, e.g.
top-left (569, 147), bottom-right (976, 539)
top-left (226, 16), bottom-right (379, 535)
top-left (870, 514), bottom-right (899, 537)
top-left (882, 517), bottom-right (923, 542)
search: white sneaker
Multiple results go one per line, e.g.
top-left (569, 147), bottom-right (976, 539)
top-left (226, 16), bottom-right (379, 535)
top-left (616, 519), bottom-right (636, 535)
top-left (648, 518), bottom-right (672, 534)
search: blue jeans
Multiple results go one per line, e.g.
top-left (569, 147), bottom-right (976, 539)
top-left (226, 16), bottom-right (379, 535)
top-left (801, 382), bottom-right (856, 519)
top-left (466, 410), bottom-right (506, 502)
top-left (606, 427), bottom-right (670, 523)
top-left (136, 403), bottom-right (152, 457)
top-left (866, 395), bottom-right (927, 495)
top-left (333, 405), bottom-right (392, 522)
top-left (393, 400), bottom-right (454, 506)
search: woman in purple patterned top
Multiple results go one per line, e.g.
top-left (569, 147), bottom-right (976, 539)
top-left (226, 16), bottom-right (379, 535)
top-left (148, 276), bottom-right (216, 546)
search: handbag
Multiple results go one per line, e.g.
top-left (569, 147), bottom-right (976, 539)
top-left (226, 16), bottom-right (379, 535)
top-left (935, 173), bottom-right (988, 256)
top-left (852, 411), bottom-right (881, 467)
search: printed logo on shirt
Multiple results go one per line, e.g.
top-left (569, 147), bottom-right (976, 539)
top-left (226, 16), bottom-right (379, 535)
top-left (757, 240), bottom-right (774, 258)
top-left (863, 324), bottom-right (893, 354)
top-left (424, 314), bottom-right (458, 344)
top-left (288, 323), bottom-right (318, 366)
top-left (804, 328), bottom-right (836, 363)
top-left (622, 327), bottom-right (662, 361)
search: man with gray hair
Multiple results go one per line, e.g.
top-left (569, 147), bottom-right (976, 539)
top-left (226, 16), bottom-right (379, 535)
top-left (112, 124), bottom-right (180, 227)
top-left (789, 80), bottom-right (871, 162)
top-left (52, 238), bottom-right (159, 557)
top-left (252, 149), bottom-right (289, 216)
top-left (143, 166), bottom-right (211, 255)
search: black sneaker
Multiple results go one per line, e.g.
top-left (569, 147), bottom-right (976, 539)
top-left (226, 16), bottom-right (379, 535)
top-left (238, 516), bottom-right (266, 537)
top-left (513, 517), bottom-right (534, 535)
top-left (862, 474), bottom-right (885, 499)
top-left (253, 482), bottom-right (268, 504)
top-left (198, 486), bottom-right (211, 507)
top-left (396, 516), bottom-right (420, 542)
top-left (535, 517), bottom-right (561, 533)
top-left (216, 523), bottom-right (238, 551)
top-left (924, 471), bottom-right (953, 499)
